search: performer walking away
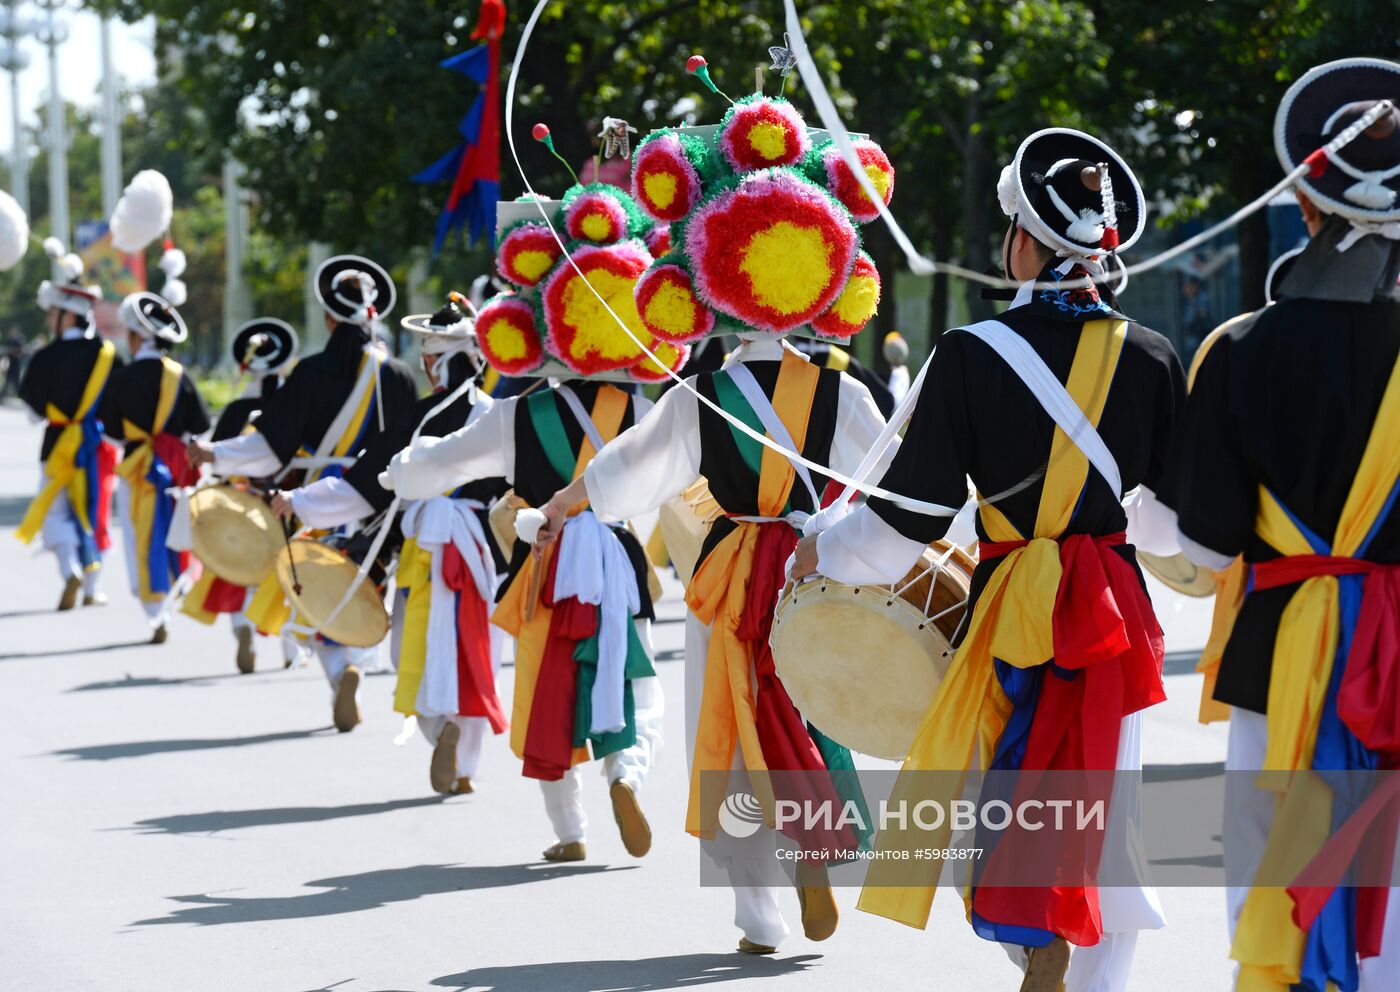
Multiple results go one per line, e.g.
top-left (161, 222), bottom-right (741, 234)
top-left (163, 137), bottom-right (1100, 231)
top-left (272, 294), bottom-right (509, 795)
top-left (532, 87), bottom-right (900, 953)
top-left (795, 127), bottom-right (1182, 991)
top-left (384, 170), bottom-right (673, 862)
top-left (180, 318), bottom-right (301, 673)
top-left (16, 244), bottom-right (117, 610)
top-left (104, 292), bottom-right (210, 643)
top-left (1163, 58), bottom-right (1400, 992)
top-left (188, 255), bottom-right (418, 731)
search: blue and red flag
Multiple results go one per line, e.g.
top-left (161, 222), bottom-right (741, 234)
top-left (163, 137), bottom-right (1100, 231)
top-left (413, 0), bottom-right (505, 254)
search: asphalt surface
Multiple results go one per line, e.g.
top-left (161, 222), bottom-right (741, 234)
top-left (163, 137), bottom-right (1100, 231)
top-left (0, 401), bottom-right (1232, 991)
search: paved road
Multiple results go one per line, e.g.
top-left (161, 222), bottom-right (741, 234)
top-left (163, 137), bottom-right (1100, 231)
top-left (0, 402), bottom-right (1232, 991)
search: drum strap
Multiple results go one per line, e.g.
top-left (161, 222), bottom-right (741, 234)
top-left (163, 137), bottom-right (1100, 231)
top-left (956, 319), bottom-right (1124, 505)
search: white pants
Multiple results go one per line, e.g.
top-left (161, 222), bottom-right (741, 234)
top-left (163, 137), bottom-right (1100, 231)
top-left (1224, 709), bottom-right (1400, 991)
top-left (538, 628), bottom-right (663, 845)
top-left (230, 593), bottom-right (303, 664)
top-left (415, 624), bottom-right (508, 781)
top-left (40, 492), bottom-right (102, 595)
top-left (315, 643), bottom-right (379, 699)
top-left (685, 612), bottom-right (793, 949)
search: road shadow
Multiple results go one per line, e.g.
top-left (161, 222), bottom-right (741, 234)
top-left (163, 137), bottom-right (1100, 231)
top-left (67, 672), bottom-right (249, 693)
top-left (133, 863), bottom-right (630, 927)
top-left (50, 727), bottom-right (330, 762)
top-left (1142, 761), bottom-right (1225, 783)
top-left (0, 639), bottom-right (151, 661)
top-left (0, 607), bottom-right (60, 620)
top-left (433, 952), bottom-right (822, 991)
top-left (132, 796), bottom-right (450, 835)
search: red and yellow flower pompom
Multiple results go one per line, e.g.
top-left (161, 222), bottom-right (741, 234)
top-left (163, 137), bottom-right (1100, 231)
top-left (814, 139), bottom-right (895, 224)
top-left (684, 169), bottom-right (858, 334)
top-left (718, 96), bottom-right (810, 173)
top-left (644, 225), bottom-right (672, 258)
top-left (540, 241), bottom-right (656, 376)
top-left (562, 185), bottom-right (638, 245)
top-left (811, 251), bottom-right (881, 340)
top-left (498, 221), bottom-right (563, 287)
top-left (631, 130), bottom-right (708, 223)
top-left (635, 262), bottom-right (714, 345)
top-left (629, 340), bottom-right (690, 383)
top-left (476, 295), bottom-right (546, 376)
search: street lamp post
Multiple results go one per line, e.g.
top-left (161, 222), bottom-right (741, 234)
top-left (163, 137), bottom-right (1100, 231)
top-left (98, 13), bottom-right (119, 216)
top-left (0, 2), bottom-right (33, 215)
top-left (34, 0), bottom-right (68, 259)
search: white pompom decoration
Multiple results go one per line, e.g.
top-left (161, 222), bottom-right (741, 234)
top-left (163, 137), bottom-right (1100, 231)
top-left (109, 169), bottom-right (173, 252)
top-left (58, 253), bottom-right (84, 280)
top-left (161, 277), bottom-right (188, 308)
top-left (43, 235), bottom-right (65, 259)
top-left (996, 164), bottom-right (1019, 219)
top-left (0, 190), bottom-right (28, 271)
top-left (1066, 208), bottom-right (1105, 246)
top-left (159, 246), bottom-right (187, 278)
top-left (513, 507), bottom-right (548, 545)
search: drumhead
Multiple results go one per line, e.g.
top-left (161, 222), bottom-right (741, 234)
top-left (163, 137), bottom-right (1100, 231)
top-left (1138, 549), bottom-right (1217, 598)
top-left (189, 486), bottom-right (284, 586)
top-left (657, 478), bottom-right (723, 586)
top-left (275, 539), bottom-right (390, 647)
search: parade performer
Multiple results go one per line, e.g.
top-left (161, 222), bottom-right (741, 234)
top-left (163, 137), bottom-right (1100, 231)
top-left (383, 153), bottom-right (673, 861)
top-left (530, 71), bottom-right (896, 952)
top-left (180, 319), bottom-right (301, 673)
top-left (1163, 58), bottom-right (1400, 992)
top-left (794, 127), bottom-right (1183, 991)
top-left (188, 255), bottom-right (418, 731)
top-left (104, 292), bottom-right (209, 643)
top-left (272, 294), bottom-right (510, 795)
top-left (16, 240), bottom-right (117, 611)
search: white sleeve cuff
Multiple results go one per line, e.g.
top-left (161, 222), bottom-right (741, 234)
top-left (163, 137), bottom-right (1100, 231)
top-left (815, 504), bottom-right (929, 586)
top-left (289, 477), bottom-right (376, 529)
top-left (1177, 528), bottom-right (1236, 572)
top-left (211, 431), bottom-right (282, 478)
top-left (1123, 485), bottom-right (1183, 557)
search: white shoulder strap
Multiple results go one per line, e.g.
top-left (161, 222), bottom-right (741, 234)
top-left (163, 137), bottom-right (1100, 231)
top-left (955, 319), bottom-right (1123, 499)
top-left (725, 362), bottom-right (822, 509)
top-left (554, 384), bottom-right (607, 453)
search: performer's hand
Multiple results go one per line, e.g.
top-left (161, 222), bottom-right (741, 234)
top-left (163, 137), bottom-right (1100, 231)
top-left (187, 439), bottom-right (214, 467)
top-left (791, 533), bottom-right (820, 580)
top-left (270, 492), bottom-right (296, 520)
top-left (533, 499), bottom-right (567, 552)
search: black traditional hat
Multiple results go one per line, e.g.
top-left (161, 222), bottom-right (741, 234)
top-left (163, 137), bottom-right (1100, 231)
top-left (998, 128), bottom-right (1146, 258)
top-left (36, 237), bottom-right (102, 317)
top-left (1265, 245), bottom-right (1307, 305)
top-left (314, 255), bottom-right (396, 325)
top-left (1276, 58), bottom-right (1400, 223)
top-left (231, 318), bottom-right (299, 373)
top-left (120, 291), bottom-right (187, 345)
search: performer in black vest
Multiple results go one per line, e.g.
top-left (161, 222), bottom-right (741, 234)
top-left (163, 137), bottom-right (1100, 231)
top-left (16, 246), bottom-right (117, 610)
top-left (181, 318), bottom-right (302, 673)
top-left (795, 127), bottom-right (1184, 991)
top-left (1162, 58), bottom-right (1400, 991)
top-left (188, 255), bottom-right (417, 730)
top-left (103, 293), bottom-right (210, 643)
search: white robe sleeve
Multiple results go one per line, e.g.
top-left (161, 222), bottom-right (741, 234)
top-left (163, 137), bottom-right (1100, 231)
top-left (289, 477), bottom-right (376, 529)
top-left (1123, 485), bottom-right (1184, 557)
top-left (382, 396), bottom-right (516, 500)
top-left (210, 431), bottom-right (282, 478)
top-left (584, 380), bottom-right (702, 521)
top-left (828, 371), bottom-right (899, 480)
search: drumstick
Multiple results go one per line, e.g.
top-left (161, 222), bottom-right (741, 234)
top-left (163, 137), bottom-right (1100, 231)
top-left (267, 488), bottom-right (303, 595)
top-left (524, 548), bottom-right (544, 622)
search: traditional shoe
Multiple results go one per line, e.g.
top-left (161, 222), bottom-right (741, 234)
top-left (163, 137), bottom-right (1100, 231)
top-left (57, 576), bottom-right (82, 612)
top-left (429, 723), bottom-right (461, 794)
top-left (235, 626), bottom-right (256, 675)
top-left (737, 938), bottom-right (778, 955)
top-left (796, 878), bottom-right (839, 942)
top-left (151, 624), bottom-right (169, 645)
top-left (1020, 937), bottom-right (1070, 992)
top-left (542, 840), bottom-right (587, 862)
top-left (82, 593), bottom-right (108, 607)
top-left (610, 779), bottom-right (652, 858)
top-left (452, 776), bottom-right (474, 794)
top-left (332, 665), bottom-right (362, 733)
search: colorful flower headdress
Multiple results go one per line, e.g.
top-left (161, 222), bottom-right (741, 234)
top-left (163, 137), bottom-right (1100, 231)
top-left (474, 123), bottom-right (690, 382)
top-left (629, 55), bottom-right (895, 347)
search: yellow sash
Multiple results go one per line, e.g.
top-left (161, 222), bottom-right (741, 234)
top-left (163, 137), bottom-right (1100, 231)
top-left (117, 357), bottom-right (184, 602)
top-left (859, 318), bottom-right (1128, 927)
top-left (393, 537), bottom-right (435, 714)
top-left (16, 341), bottom-right (116, 547)
top-left (683, 350), bottom-right (820, 837)
top-left (1232, 349), bottom-right (1400, 991)
top-left (493, 385), bottom-right (630, 766)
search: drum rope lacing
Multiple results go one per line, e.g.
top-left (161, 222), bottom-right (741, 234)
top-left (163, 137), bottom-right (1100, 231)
top-left (507, 0), bottom-right (1393, 522)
